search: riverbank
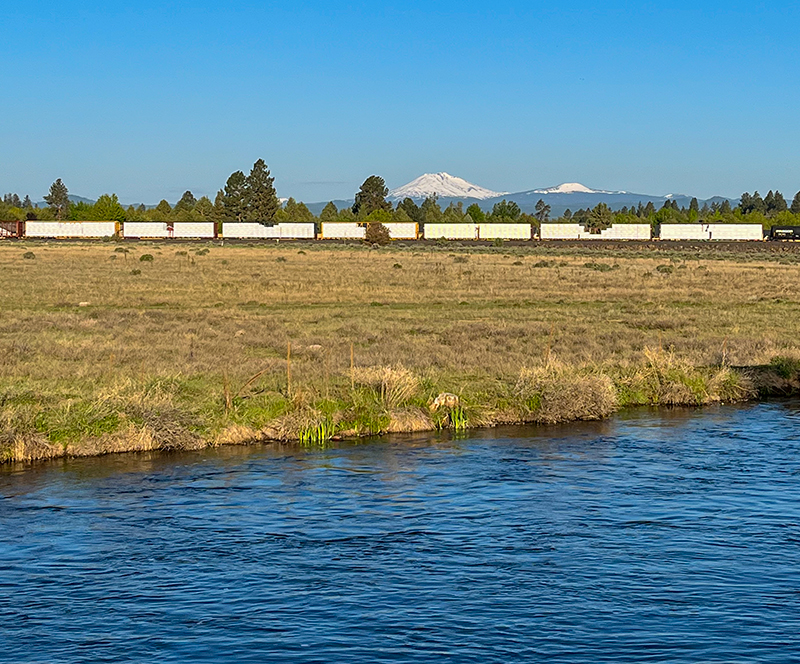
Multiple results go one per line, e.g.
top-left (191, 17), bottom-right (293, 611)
top-left (2, 241), bottom-right (800, 463)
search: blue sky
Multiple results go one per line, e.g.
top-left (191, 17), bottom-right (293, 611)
top-left (2, 1), bottom-right (798, 203)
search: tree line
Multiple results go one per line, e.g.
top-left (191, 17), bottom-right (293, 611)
top-left (2, 164), bottom-right (800, 231)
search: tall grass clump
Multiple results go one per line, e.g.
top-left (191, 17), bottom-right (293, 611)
top-left (514, 361), bottom-right (618, 424)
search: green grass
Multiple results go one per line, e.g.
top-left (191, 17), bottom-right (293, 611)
top-left (1, 240), bottom-right (800, 463)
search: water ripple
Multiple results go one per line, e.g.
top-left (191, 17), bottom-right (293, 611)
top-left (2, 402), bottom-right (800, 662)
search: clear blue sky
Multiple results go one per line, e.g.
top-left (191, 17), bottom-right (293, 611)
top-left (2, 0), bottom-right (798, 203)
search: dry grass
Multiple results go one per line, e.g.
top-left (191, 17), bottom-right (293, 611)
top-left (1, 240), bottom-right (800, 462)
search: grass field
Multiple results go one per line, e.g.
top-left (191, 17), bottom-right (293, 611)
top-left (2, 239), bottom-right (800, 463)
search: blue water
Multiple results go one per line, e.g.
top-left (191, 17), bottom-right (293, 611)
top-left (2, 402), bottom-right (800, 663)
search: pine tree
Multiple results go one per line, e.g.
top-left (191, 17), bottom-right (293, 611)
top-left (534, 199), bottom-right (551, 223)
top-left (420, 196), bottom-right (442, 223)
top-left (284, 198), bottom-right (314, 222)
top-left (720, 200), bottom-right (732, 214)
top-left (764, 190), bottom-right (775, 213)
top-left (44, 178), bottom-right (70, 219)
top-left (772, 191), bottom-right (788, 213)
top-left (194, 196), bottom-right (214, 219)
top-left (466, 203), bottom-right (485, 223)
top-left (222, 171), bottom-right (248, 222)
top-left (174, 190), bottom-right (197, 215)
top-left (352, 175), bottom-right (391, 218)
top-left (587, 203), bottom-right (613, 231)
top-left (751, 191), bottom-right (765, 214)
top-left (492, 199), bottom-right (521, 220)
top-left (689, 197), bottom-right (699, 213)
top-left (94, 194), bottom-right (126, 221)
top-left (22, 195), bottom-right (33, 209)
top-left (153, 199), bottom-right (172, 221)
top-left (320, 201), bottom-right (339, 221)
top-left (397, 197), bottom-right (423, 224)
top-left (244, 159), bottom-right (280, 222)
top-left (791, 191), bottom-right (800, 214)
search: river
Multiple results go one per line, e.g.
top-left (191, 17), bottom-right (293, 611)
top-left (2, 402), bottom-right (800, 663)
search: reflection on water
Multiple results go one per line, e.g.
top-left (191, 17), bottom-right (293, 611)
top-left (2, 402), bottom-right (800, 663)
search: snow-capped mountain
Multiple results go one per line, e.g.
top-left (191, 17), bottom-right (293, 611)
top-left (529, 182), bottom-right (623, 195)
top-left (390, 172), bottom-right (507, 201)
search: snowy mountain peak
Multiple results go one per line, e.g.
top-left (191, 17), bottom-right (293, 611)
top-left (390, 172), bottom-right (507, 201)
top-left (531, 182), bottom-right (621, 195)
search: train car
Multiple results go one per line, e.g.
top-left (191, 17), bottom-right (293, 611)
top-left (0, 221), bottom-right (24, 238)
top-left (423, 223), bottom-right (479, 240)
top-left (277, 223), bottom-right (315, 239)
top-left (769, 226), bottom-right (800, 241)
top-left (221, 222), bottom-right (315, 239)
top-left (382, 222), bottom-right (418, 240)
top-left (25, 221), bottom-right (118, 238)
top-left (321, 222), bottom-right (365, 240)
top-left (172, 222), bottom-right (216, 239)
top-left (122, 222), bottom-right (171, 238)
top-left (539, 223), bottom-right (584, 240)
top-left (478, 223), bottom-right (532, 240)
top-left (660, 223), bottom-right (763, 241)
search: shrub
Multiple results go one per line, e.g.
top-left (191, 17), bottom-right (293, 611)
top-left (352, 365), bottom-right (420, 408)
top-left (515, 363), bottom-right (618, 424)
top-left (22, 252), bottom-right (35, 260)
top-left (276, 256), bottom-right (287, 263)
top-left (139, 254), bottom-right (154, 262)
top-left (656, 264), bottom-right (674, 274)
top-left (365, 222), bottom-right (391, 246)
top-left (392, 263), bottom-right (402, 269)
top-left (130, 269), bottom-right (141, 275)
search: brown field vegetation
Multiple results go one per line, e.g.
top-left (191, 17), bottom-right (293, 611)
top-left (2, 239), bottom-right (800, 463)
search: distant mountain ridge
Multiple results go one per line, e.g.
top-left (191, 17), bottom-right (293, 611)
top-left (379, 173), bottom-right (737, 217)
top-left (44, 174), bottom-right (739, 218)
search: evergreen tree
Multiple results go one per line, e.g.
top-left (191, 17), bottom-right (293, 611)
top-left (194, 196), bottom-right (214, 219)
top-left (491, 199), bottom-right (521, 220)
top-left (442, 203), bottom-right (464, 222)
top-left (772, 191), bottom-right (788, 213)
top-left (534, 198), bottom-right (551, 223)
top-left (222, 171), bottom-right (248, 222)
top-left (764, 190), bottom-right (775, 213)
top-left (320, 201), bottom-right (339, 221)
top-left (689, 197), bottom-right (699, 213)
top-left (174, 190), bottom-right (197, 215)
top-left (420, 196), bottom-right (442, 223)
top-left (720, 199), bottom-right (732, 214)
top-left (22, 195), bottom-right (32, 209)
top-left (284, 198), bottom-right (314, 222)
top-left (44, 178), bottom-right (70, 219)
top-left (792, 191), bottom-right (800, 214)
top-left (353, 175), bottom-right (391, 218)
top-left (153, 199), bottom-right (172, 221)
top-left (751, 191), bottom-right (765, 214)
top-left (397, 197), bottom-right (423, 224)
top-left (392, 207), bottom-right (413, 223)
top-left (94, 194), bottom-right (126, 221)
top-left (245, 159), bottom-right (280, 222)
top-left (563, 209), bottom-right (572, 220)
top-left (586, 203), bottom-right (613, 231)
top-left (643, 202), bottom-right (656, 217)
top-left (465, 203), bottom-right (485, 223)
top-left (212, 190), bottom-right (226, 221)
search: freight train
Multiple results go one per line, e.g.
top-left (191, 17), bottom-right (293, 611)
top-left (1, 220), bottom-right (797, 241)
